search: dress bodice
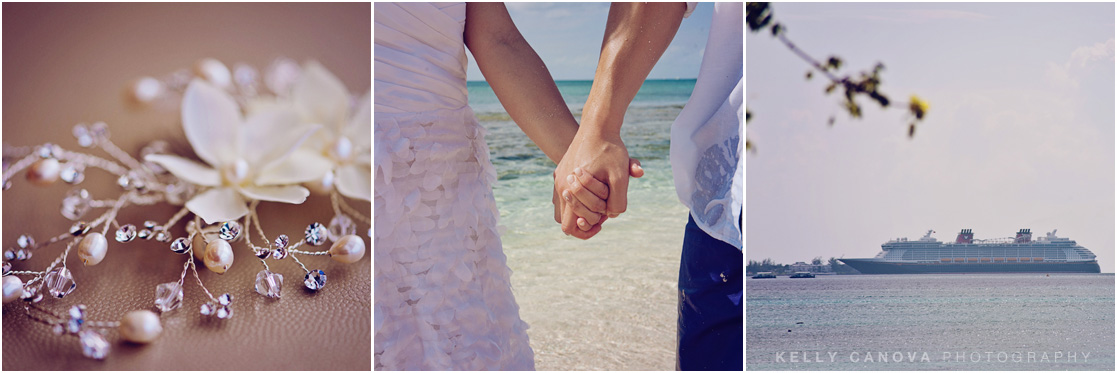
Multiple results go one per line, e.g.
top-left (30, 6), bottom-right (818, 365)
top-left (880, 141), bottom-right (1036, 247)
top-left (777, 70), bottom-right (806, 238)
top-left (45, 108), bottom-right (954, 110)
top-left (374, 2), bottom-right (469, 114)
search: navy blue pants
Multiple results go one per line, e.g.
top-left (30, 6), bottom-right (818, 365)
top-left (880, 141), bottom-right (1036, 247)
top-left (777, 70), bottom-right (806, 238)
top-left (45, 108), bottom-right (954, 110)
top-left (677, 215), bottom-right (743, 371)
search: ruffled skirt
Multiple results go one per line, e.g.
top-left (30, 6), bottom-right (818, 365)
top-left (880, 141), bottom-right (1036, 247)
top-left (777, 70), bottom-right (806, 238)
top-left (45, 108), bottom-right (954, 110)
top-left (373, 106), bottom-right (534, 370)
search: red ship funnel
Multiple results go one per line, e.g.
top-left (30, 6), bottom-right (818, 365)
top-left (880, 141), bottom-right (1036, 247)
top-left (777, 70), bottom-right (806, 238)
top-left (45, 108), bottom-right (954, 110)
top-left (955, 229), bottom-right (973, 244)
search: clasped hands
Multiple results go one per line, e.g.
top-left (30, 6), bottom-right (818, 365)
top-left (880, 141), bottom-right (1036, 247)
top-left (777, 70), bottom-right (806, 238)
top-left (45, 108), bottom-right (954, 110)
top-left (552, 129), bottom-right (643, 239)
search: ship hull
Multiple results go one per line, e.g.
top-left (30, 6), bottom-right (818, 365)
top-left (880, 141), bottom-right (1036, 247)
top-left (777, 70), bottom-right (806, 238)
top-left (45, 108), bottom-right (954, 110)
top-left (839, 259), bottom-right (1100, 274)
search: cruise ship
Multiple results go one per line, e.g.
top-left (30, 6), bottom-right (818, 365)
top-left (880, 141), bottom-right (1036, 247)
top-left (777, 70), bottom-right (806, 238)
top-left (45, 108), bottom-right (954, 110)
top-left (839, 229), bottom-right (1100, 274)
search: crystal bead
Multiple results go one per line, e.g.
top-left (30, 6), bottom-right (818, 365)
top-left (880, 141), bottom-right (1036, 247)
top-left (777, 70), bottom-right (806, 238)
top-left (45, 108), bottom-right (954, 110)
top-left (67, 305), bottom-right (86, 333)
top-left (2, 261), bottom-right (10, 275)
top-left (200, 302), bottom-right (215, 316)
top-left (328, 215), bottom-right (355, 242)
top-left (305, 223), bottom-right (328, 246)
top-left (217, 293), bottom-right (233, 306)
top-left (61, 188), bottom-right (92, 220)
top-left (169, 237), bottom-right (190, 254)
top-left (117, 174), bottom-right (132, 190)
top-left (154, 282), bottom-right (183, 312)
top-left (59, 163), bottom-right (85, 184)
top-left (73, 124), bottom-right (94, 148)
top-left (15, 248), bottom-right (32, 261)
top-left (304, 269), bottom-right (326, 291)
top-left (79, 329), bottom-right (110, 360)
top-left (132, 178), bottom-right (147, 192)
top-left (164, 182), bottom-right (196, 205)
top-left (265, 57), bottom-right (301, 96)
top-left (216, 305), bottom-right (232, 319)
top-left (153, 230), bottom-right (169, 242)
top-left (21, 282), bottom-right (42, 301)
top-left (143, 220), bottom-right (157, 229)
top-left (52, 323), bottom-right (65, 335)
top-left (219, 221), bottom-right (241, 241)
top-left (254, 240), bottom-right (271, 259)
top-left (36, 143), bottom-right (61, 159)
top-left (233, 63), bottom-right (258, 92)
top-left (3, 249), bottom-right (14, 261)
top-left (138, 229), bottom-right (152, 240)
top-left (44, 267), bottom-right (76, 298)
top-left (273, 234), bottom-right (289, 250)
top-left (70, 221), bottom-right (90, 236)
top-left (17, 234), bottom-right (35, 249)
top-left (116, 224), bottom-right (137, 242)
top-left (271, 245), bottom-right (288, 260)
top-left (254, 270), bottom-right (284, 298)
top-left (89, 122), bottom-right (110, 143)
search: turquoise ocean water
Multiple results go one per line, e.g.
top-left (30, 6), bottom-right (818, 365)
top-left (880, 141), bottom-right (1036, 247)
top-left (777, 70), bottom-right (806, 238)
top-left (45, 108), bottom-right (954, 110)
top-left (469, 79), bottom-right (696, 370)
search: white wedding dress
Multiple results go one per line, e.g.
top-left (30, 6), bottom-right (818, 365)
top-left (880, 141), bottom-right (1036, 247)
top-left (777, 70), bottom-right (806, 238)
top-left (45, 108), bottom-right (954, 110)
top-left (373, 2), bottom-right (534, 370)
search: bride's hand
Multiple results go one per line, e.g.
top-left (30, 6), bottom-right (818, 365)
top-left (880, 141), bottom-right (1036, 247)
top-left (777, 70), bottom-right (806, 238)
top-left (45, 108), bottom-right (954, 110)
top-left (553, 157), bottom-right (643, 238)
top-left (565, 162), bottom-right (643, 231)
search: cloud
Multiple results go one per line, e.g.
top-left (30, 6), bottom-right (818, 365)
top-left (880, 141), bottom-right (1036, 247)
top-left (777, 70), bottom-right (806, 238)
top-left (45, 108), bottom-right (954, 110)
top-left (1045, 38), bottom-right (1115, 90)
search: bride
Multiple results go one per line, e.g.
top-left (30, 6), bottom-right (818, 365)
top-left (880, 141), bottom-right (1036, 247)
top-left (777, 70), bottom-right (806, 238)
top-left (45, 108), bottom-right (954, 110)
top-left (374, 3), bottom-right (637, 369)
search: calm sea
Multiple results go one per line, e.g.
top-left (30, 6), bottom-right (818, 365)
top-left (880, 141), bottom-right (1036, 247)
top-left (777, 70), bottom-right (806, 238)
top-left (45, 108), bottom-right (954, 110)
top-left (747, 273), bottom-right (1115, 370)
top-left (469, 79), bottom-right (696, 370)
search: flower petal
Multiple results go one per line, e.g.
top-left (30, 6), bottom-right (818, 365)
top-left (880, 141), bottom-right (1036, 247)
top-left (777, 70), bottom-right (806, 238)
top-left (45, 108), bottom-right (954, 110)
top-left (293, 60), bottom-right (350, 129)
top-left (343, 91), bottom-right (371, 149)
top-left (144, 154), bottom-right (221, 187)
top-left (254, 149), bottom-right (334, 185)
top-left (336, 164), bottom-right (371, 202)
top-left (186, 187), bottom-right (249, 224)
top-left (239, 185), bottom-right (310, 204)
top-left (240, 106), bottom-right (321, 169)
top-left (182, 79), bottom-right (240, 167)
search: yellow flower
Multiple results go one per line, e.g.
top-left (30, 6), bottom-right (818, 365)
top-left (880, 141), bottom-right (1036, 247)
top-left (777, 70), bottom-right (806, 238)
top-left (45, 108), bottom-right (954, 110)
top-left (909, 95), bottom-right (929, 120)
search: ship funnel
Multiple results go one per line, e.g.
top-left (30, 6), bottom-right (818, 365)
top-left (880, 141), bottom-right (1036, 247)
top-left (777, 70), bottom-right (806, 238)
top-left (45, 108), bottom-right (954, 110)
top-left (1014, 228), bottom-right (1032, 243)
top-left (955, 228), bottom-right (973, 244)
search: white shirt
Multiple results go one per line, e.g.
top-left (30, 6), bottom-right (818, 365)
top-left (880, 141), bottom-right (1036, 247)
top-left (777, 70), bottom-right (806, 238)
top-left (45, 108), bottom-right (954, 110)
top-left (671, 2), bottom-right (743, 250)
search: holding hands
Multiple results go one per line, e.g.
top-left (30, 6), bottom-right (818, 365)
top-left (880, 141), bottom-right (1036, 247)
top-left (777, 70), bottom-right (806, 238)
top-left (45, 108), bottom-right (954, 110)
top-left (552, 124), bottom-right (644, 239)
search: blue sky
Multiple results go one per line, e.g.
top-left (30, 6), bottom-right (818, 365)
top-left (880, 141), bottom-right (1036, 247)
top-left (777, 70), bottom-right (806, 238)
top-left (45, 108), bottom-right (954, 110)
top-left (746, 3), bottom-right (1115, 271)
top-left (466, 2), bottom-right (712, 81)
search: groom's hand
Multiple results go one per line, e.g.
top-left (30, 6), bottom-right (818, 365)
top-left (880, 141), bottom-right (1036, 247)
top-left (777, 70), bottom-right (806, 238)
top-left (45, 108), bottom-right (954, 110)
top-left (553, 129), bottom-right (642, 238)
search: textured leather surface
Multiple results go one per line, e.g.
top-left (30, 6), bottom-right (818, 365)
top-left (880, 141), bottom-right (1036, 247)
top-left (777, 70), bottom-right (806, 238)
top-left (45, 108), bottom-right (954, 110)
top-left (2, 3), bottom-right (370, 370)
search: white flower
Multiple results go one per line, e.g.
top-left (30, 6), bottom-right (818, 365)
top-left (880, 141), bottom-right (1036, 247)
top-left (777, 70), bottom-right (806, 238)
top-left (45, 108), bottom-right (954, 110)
top-left (267, 61), bottom-right (370, 201)
top-left (145, 79), bottom-right (324, 224)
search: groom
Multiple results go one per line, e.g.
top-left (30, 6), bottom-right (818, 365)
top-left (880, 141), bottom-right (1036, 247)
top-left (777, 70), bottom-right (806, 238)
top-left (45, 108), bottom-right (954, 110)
top-left (552, 2), bottom-right (743, 371)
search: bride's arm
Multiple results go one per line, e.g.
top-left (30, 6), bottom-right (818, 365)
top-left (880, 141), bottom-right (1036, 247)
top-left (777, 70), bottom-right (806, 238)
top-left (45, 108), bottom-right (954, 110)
top-left (463, 2), bottom-right (576, 165)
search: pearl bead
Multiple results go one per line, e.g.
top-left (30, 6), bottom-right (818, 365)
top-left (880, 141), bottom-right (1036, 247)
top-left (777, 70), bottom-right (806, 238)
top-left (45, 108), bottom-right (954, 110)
top-left (221, 159), bottom-right (250, 186)
top-left (27, 158), bottom-right (61, 186)
top-left (204, 240), bottom-right (234, 274)
top-left (191, 235), bottom-right (206, 261)
top-left (77, 232), bottom-right (108, 266)
top-left (194, 58), bottom-right (231, 88)
top-left (119, 310), bottom-right (162, 343)
top-left (132, 77), bottom-right (164, 104)
top-left (329, 235), bottom-right (366, 264)
top-left (305, 170), bottom-right (335, 195)
top-left (3, 275), bottom-right (24, 303)
top-left (329, 137), bottom-right (353, 162)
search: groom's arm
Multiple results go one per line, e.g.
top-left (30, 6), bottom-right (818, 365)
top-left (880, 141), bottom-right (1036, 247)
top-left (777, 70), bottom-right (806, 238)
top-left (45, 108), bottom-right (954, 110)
top-left (554, 2), bottom-right (685, 237)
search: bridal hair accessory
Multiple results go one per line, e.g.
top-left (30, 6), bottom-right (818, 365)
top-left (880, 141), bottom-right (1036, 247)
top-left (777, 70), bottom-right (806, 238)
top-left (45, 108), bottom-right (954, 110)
top-left (2, 57), bottom-right (370, 360)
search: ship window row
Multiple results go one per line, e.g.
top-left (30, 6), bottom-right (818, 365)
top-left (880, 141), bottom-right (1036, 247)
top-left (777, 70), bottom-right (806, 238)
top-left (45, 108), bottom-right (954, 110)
top-left (890, 249), bottom-right (1069, 260)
